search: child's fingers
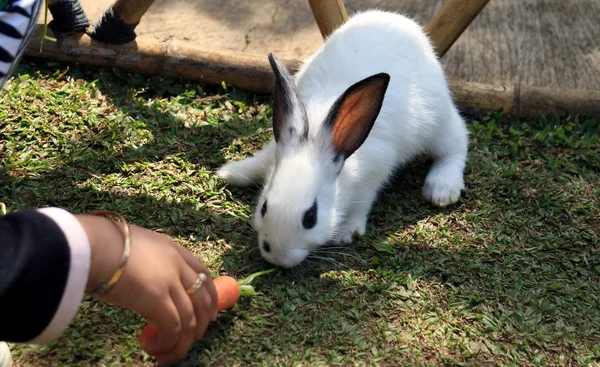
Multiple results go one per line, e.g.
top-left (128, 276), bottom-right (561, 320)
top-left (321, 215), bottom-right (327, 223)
top-left (153, 329), bottom-right (195, 366)
top-left (175, 245), bottom-right (219, 320)
top-left (171, 282), bottom-right (197, 332)
top-left (180, 265), bottom-right (213, 340)
top-left (140, 297), bottom-right (182, 355)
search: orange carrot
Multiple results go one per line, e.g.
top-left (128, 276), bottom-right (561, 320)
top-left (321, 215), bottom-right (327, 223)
top-left (213, 275), bottom-right (241, 311)
top-left (139, 269), bottom-right (275, 347)
top-left (140, 323), bottom-right (158, 347)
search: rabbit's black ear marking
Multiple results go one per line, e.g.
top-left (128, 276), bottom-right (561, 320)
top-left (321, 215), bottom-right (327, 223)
top-left (324, 73), bottom-right (390, 161)
top-left (268, 53), bottom-right (308, 146)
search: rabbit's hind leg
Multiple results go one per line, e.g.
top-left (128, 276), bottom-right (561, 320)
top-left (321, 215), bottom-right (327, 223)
top-left (217, 140), bottom-right (276, 187)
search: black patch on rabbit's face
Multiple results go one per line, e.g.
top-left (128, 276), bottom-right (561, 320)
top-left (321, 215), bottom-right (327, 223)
top-left (261, 200), bottom-right (268, 217)
top-left (302, 199), bottom-right (318, 229)
top-left (263, 241), bottom-right (271, 252)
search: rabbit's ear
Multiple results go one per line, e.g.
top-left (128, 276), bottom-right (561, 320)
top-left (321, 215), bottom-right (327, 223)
top-left (268, 53), bottom-right (308, 147)
top-left (321, 73), bottom-right (390, 161)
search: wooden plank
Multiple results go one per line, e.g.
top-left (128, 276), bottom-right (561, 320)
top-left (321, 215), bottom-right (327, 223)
top-left (23, 26), bottom-right (600, 118)
top-left (40, 0), bottom-right (600, 92)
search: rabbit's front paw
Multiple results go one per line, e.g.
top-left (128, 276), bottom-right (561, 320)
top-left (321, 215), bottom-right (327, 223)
top-left (335, 224), bottom-right (355, 244)
top-left (335, 214), bottom-right (367, 244)
top-left (347, 212), bottom-right (367, 237)
top-left (422, 173), bottom-right (463, 207)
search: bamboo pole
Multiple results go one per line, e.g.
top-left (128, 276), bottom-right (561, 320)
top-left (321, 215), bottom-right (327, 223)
top-left (23, 26), bottom-right (600, 118)
top-left (25, 25), bottom-right (283, 92)
top-left (424, 0), bottom-right (491, 58)
top-left (518, 85), bottom-right (600, 118)
top-left (308, 0), bottom-right (349, 39)
top-left (447, 80), bottom-right (513, 114)
top-left (447, 80), bottom-right (600, 118)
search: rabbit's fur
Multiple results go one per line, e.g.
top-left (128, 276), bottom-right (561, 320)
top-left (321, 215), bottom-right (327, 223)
top-left (218, 10), bottom-right (469, 268)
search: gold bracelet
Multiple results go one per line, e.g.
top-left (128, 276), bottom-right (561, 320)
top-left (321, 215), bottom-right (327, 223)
top-left (88, 210), bottom-right (132, 295)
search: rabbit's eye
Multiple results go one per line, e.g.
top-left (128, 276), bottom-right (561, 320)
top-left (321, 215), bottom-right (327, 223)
top-left (263, 241), bottom-right (271, 252)
top-left (302, 200), bottom-right (318, 229)
top-left (261, 201), bottom-right (268, 217)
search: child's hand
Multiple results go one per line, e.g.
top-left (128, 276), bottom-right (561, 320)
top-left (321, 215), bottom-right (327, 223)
top-left (78, 215), bottom-right (218, 366)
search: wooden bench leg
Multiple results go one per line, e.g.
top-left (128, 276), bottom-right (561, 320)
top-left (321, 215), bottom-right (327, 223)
top-left (424, 0), bottom-right (491, 58)
top-left (46, 0), bottom-right (89, 36)
top-left (308, 0), bottom-right (348, 40)
top-left (109, 0), bottom-right (157, 26)
top-left (90, 0), bottom-right (156, 44)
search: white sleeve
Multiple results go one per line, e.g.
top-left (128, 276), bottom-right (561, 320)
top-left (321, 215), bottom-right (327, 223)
top-left (27, 208), bottom-right (91, 344)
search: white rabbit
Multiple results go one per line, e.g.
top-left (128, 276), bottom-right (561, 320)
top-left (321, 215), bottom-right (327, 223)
top-left (217, 10), bottom-right (469, 268)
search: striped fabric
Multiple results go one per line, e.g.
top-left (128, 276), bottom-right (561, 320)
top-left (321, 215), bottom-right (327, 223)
top-left (0, 0), bottom-right (41, 89)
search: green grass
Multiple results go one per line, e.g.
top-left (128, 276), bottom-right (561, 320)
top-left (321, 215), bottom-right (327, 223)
top-left (1, 60), bottom-right (599, 367)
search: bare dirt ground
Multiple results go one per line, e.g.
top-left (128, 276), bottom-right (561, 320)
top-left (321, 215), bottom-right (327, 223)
top-left (39, 0), bottom-right (600, 91)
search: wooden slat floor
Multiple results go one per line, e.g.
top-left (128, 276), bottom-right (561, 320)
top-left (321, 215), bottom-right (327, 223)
top-left (42, 0), bottom-right (600, 91)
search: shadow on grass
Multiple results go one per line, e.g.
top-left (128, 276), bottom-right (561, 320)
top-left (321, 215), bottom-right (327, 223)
top-left (190, 115), bottom-right (600, 365)
top-left (1, 61), bottom-right (271, 365)
top-left (2, 61), bottom-right (599, 366)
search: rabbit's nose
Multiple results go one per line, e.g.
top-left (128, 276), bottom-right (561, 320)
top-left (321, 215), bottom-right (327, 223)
top-left (277, 248), bottom-right (309, 268)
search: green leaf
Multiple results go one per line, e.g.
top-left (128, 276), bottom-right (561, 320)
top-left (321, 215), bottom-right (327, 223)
top-left (237, 268), bottom-right (277, 286)
top-left (373, 241), bottom-right (395, 254)
top-left (239, 285), bottom-right (257, 297)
